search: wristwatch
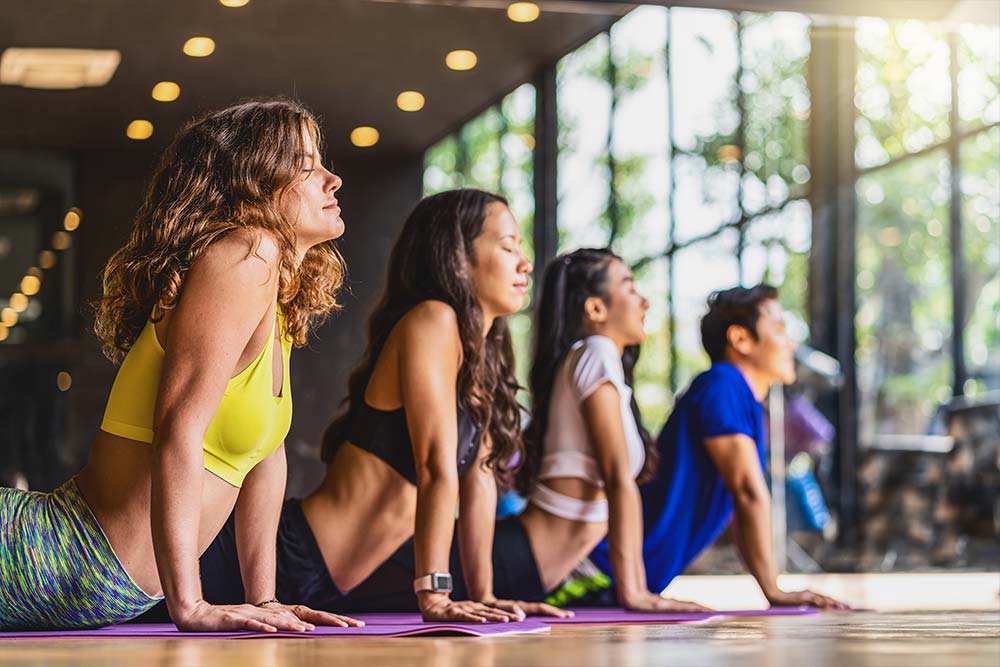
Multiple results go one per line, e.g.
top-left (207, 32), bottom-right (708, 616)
top-left (413, 571), bottom-right (453, 594)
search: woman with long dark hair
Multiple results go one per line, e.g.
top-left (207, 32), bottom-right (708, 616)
top-left (198, 188), bottom-right (564, 621)
top-left (1, 99), bottom-right (361, 631)
top-left (339, 248), bottom-right (707, 612)
top-left (510, 248), bottom-right (705, 610)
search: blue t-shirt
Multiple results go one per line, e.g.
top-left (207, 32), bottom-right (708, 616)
top-left (590, 362), bottom-right (766, 593)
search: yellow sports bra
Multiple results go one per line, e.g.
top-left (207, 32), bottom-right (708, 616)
top-left (100, 309), bottom-right (293, 487)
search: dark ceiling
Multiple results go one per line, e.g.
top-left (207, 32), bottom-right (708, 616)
top-left (1, 0), bottom-right (625, 157)
top-left (1, 0), bottom-right (977, 158)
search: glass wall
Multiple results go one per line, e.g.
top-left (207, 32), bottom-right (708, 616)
top-left (552, 7), bottom-right (811, 429)
top-left (854, 19), bottom-right (999, 444)
top-left (424, 83), bottom-right (537, 387)
top-left (424, 8), bottom-right (998, 444)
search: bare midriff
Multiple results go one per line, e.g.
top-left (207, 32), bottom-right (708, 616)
top-left (520, 476), bottom-right (609, 592)
top-left (300, 443), bottom-right (417, 592)
top-left (74, 431), bottom-right (242, 598)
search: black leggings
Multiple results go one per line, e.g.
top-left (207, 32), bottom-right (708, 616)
top-left (326, 516), bottom-right (548, 613)
top-left (133, 498), bottom-right (346, 622)
top-left (134, 507), bottom-right (546, 619)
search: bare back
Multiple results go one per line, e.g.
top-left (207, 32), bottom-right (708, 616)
top-left (301, 301), bottom-right (463, 591)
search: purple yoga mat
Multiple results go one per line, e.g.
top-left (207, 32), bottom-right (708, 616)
top-left (0, 616), bottom-right (551, 640)
top-left (546, 606), bottom-right (818, 624)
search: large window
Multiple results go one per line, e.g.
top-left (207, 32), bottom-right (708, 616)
top-left (424, 84), bottom-right (537, 386)
top-left (854, 19), bottom-right (999, 444)
top-left (554, 7), bottom-right (812, 429)
top-left (422, 8), bottom-right (998, 448)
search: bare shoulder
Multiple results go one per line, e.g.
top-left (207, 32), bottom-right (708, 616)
top-left (397, 300), bottom-right (461, 338)
top-left (190, 227), bottom-right (282, 287)
top-left (391, 300), bottom-right (463, 367)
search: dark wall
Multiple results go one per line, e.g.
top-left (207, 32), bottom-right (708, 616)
top-left (64, 148), bottom-right (157, 485)
top-left (284, 153), bottom-right (424, 496)
top-left (2, 145), bottom-right (422, 493)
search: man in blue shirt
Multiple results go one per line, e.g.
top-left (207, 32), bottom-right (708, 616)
top-left (588, 285), bottom-right (846, 609)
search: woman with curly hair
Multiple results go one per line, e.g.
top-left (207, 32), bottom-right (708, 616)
top-left (199, 188), bottom-right (564, 622)
top-left (0, 99), bottom-right (361, 632)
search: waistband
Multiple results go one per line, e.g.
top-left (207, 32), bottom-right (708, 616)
top-left (276, 498), bottom-right (346, 608)
top-left (530, 482), bottom-right (609, 523)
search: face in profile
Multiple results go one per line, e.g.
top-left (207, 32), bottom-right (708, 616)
top-left (599, 258), bottom-right (650, 347)
top-left (746, 299), bottom-right (797, 385)
top-left (468, 202), bottom-right (533, 320)
top-left (280, 124), bottom-right (344, 250)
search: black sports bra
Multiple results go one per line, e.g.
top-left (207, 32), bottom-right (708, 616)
top-left (329, 400), bottom-right (482, 485)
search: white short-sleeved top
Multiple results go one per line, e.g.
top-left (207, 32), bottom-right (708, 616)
top-left (537, 335), bottom-right (646, 487)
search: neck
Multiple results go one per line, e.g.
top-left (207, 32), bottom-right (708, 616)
top-left (294, 245), bottom-right (308, 266)
top-left (725, 357), bottom-right (773, 402)
top-left (480, 310), bottom-right (496, 339)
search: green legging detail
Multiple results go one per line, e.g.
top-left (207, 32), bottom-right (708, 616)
top-left (545, 572), bottom-right (613, 607)
top-left (0, 479), bottom-right (161, 630)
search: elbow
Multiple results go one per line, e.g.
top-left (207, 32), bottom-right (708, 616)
top-left (731, 479), bottom-right (769, 509)
top-left (150, 422), bottom-right (202, 461)
top-left (415, 460), bottom-right (460, 492)
top-left (604, 472), bottom-right (639, 497)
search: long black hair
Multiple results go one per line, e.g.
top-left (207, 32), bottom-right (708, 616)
top-left (516, 247), bottom-right (657, 495)
top-left (322, 188), bottom-right (523, 475)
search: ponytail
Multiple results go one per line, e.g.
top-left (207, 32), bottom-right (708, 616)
top-left (516, 248), bottom-right (658, 495)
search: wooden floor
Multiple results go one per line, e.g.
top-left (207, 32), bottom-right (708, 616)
top-left (3, 574), bottom-right (998, 667)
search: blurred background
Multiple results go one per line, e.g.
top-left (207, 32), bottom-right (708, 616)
top-left (1, 1), bottom-right (998, 577)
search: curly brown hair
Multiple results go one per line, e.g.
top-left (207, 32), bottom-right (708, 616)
top-left (322, 189), bottom-right (523, 476)
top-left (94, 98), bottom-right (345, 363)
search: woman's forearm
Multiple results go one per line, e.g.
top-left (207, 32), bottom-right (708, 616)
top-left (151, 429), bottom-right (206, 613)
top-left (414, 468), bottom-right (460, 587)
top-left (605, 479), bottom-right (648, 603)
top-left (457, 469), bottom-right (497, 601)
top-left (235, 446), bottom-right (287, 604)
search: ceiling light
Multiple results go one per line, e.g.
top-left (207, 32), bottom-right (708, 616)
top-left (0, 48), bottom-right (121, 90)
top-left (63, 207), bottom-right (82, 231)
top-left (38, 250), bottom-right (57, 269)
top-left (507, 2), bottom-right (540, 23)
top-left (1, 308), bottom-right (18, 327)
top-left (151, 81), bottom-right (180, 102)
top-left (127, 120), bottom-right (153, 141)
top-left (445, 50), bottom-right (477, 71)
top-left (0, 324), bottom-right (7, 342)
top-left (350, 126), bottom-right (379, 148)
top-left (25, 267), bottom-right (42, 279)
top-left (57, 371), bottom-right (72, 392)
top-left (396, 91), bottom-right (425, 112)
top-left (20, 275), bottom-right (40, 296)
top-left (52, 231), bottom-right (72, 250)
top-left (9, 293), bottom-right (28, 313)
top-left (183, 37), bottom-right (216, 58)
top-left (220, 0), bottom-right (250, 6)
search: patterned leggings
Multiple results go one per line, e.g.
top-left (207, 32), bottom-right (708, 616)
top-left (0, 479), bottom-right (161, 630)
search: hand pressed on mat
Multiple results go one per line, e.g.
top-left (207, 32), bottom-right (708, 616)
top-left (620, 591), bottom-right (713, 613)
top-left (171, 600), bottom-right (363, 633)
top-left (419, 591), bottom-right (521, 623)
top-left (483, 597), bottom-right (575, 619)
top-left (767, 589), bottom-right (850, 611)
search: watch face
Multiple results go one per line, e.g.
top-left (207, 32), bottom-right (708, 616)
top-left (431, 572), bottom-right (453, 593)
